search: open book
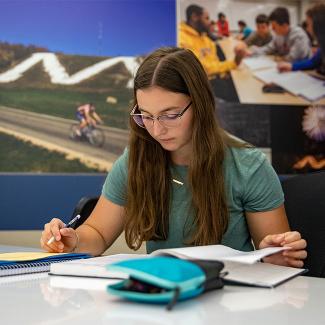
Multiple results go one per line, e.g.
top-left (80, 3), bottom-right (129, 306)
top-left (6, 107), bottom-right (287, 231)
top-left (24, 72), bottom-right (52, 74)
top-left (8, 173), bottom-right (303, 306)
top-left (253, 68), bottom-right (325, 102)
top-left (243, 56), bottom-right (277, 71)
top-left (50, 245), bottom-right (306, 288)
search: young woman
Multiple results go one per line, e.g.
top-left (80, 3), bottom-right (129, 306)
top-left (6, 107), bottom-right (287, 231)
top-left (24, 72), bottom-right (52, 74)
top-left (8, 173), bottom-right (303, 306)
top-left (41, 47), bottom-right (306, 268)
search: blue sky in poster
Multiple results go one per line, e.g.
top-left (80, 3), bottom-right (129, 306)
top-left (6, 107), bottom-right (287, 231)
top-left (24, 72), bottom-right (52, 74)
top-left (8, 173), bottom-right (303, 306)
top-left (0, 0), bottom-right (176, 56)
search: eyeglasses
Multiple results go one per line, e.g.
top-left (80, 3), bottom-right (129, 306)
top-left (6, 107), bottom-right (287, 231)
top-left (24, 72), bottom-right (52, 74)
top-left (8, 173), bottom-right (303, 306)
top-left (130, 101), bottom-right (192, 129)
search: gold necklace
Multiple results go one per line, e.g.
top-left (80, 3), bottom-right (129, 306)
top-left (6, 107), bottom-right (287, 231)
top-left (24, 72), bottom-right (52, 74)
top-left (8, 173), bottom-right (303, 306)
top-left (172, 178), bottom-right (184, 186)
top-left (171, 165), bottom-right (185, 186)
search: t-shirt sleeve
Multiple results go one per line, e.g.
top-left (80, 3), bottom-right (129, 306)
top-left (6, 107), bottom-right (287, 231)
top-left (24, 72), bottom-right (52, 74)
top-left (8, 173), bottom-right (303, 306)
top-left (242, 149), bottom-right (284, 212)
top-left (101, 149), bottom-right (128, 206)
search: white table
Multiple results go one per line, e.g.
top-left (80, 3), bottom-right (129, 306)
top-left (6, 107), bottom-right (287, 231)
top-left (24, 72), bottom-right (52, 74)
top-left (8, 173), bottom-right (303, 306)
top-left (0, 271), bottom-right (324, 324)
top-left (1, 245), bottom-right (324, 325)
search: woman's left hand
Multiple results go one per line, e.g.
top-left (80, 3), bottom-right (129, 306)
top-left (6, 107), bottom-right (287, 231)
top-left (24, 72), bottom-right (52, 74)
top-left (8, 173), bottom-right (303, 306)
top-left (259, 231), bottom-right (307, 268)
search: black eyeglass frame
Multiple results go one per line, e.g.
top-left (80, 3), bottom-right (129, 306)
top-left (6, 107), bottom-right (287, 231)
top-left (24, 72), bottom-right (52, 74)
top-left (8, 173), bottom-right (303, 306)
top-left (130, 101), bottom-right (192, 129)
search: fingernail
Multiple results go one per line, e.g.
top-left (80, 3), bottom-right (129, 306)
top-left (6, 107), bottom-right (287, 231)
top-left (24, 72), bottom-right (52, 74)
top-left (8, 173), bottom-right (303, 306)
top-left (56, 236), bottom-right (60, 241)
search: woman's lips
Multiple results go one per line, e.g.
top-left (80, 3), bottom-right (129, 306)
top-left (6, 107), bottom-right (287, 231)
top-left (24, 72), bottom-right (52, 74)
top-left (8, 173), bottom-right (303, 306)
top-left (159, 138), bottom-right (174, 142)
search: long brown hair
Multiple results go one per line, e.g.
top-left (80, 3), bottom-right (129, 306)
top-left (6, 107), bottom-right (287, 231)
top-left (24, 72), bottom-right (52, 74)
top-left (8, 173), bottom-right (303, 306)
top-left (126, 47), bottom-right (242, 250)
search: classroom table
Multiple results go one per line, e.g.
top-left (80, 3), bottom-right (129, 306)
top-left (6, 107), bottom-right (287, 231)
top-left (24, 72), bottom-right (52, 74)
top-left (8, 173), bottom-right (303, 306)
top-left (218, 38), bottom-right (325, 106)
top-left (0, 246), bottom-right (324, 325)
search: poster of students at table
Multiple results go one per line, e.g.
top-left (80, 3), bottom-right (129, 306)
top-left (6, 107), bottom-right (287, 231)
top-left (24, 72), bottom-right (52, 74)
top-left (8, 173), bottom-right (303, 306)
top-left (177, 0), bottom-right (324, 174)
top-left (0, 0), bottom-right (324, 174)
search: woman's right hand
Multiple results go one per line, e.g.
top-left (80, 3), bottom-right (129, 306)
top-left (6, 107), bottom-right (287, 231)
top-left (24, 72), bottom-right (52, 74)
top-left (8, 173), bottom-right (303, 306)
top-left (40, 218), bottom-right (78, 253)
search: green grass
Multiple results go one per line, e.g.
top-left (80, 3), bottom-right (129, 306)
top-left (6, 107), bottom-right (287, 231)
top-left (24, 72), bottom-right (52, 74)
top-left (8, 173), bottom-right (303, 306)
top-left (0, 87), bottom-right (132, 129)
top-left (0, 132), bottom-right (102, 172)
top-left (0, 52), bottom-right (135, 129)
top-left (57, 54), bottom-right (107, 75)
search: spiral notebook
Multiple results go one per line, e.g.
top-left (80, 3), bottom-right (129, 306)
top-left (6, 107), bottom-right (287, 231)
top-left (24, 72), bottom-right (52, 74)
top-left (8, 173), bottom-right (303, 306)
top-left (0, 251), bottom-right (91, 277)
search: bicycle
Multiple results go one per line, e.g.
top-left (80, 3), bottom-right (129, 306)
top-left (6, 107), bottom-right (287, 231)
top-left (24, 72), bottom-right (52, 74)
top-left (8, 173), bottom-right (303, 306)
top-left (69, 123), bottom-right (105, 147)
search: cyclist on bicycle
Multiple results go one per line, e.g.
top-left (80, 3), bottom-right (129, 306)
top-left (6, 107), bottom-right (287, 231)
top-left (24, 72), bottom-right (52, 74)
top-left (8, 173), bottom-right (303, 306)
top-left (76, 103), bottom-right (103, 136)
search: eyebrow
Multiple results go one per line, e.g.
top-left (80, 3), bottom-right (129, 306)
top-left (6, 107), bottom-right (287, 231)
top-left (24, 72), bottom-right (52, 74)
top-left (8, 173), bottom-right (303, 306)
top-left (138, 106), bottom-right (182, 114)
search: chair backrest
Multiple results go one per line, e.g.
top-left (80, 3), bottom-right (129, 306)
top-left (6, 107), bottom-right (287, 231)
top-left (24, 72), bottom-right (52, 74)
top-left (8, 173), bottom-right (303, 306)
top-left (70, 196), bottom-right (99, 228)
top-left (281, 171), bottom-right (325, 278)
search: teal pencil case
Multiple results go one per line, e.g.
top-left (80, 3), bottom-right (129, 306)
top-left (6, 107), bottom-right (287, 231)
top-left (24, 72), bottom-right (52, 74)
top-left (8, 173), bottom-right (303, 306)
top-left (106, 256), bottom-right (224, 310)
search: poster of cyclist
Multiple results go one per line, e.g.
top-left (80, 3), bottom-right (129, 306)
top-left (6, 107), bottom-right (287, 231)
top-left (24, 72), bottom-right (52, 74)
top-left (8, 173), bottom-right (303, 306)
top-left (0, 0), bottom-right (176, 172)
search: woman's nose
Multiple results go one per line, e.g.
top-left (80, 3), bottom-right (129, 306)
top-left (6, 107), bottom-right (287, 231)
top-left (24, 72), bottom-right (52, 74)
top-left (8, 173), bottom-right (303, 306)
top-left (152, 119), bottom-right (167, 136)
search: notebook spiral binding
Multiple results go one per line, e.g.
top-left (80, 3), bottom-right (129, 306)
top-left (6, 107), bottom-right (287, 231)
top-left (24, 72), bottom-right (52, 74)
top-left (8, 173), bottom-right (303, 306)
top-left (0, 259), bottom-right (74, 277)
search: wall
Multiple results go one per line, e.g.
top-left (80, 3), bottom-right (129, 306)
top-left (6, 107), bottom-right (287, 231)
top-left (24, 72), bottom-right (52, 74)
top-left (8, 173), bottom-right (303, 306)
top-left (0, 230), bottom-right (146, 254)
top-left (0, 173), bottom-right (106, 230)
top-left (0, 173), bottom-right (146, 253)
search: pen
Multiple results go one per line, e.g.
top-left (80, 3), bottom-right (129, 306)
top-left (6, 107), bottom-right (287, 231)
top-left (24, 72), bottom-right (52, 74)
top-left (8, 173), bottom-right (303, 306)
top-left (47, 214), bottom-right (81, 245)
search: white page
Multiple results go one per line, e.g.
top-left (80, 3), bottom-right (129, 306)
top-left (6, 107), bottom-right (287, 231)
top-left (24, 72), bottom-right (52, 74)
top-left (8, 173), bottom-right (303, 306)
top-left (253, 69), bottom-right (305, 95)
top-left (61, 254), bottom-right (145, 266)
top-left (50, 275), bottom-right (118, 291)
top-left (253, 68), bottom-right (281, 84)
top-left (273, 72), bottom-right (320, 96)
top-left (152, 245), bottom-right (287, 264)
top-left (223, 261), bottom-right (305, 287)
top-left (243, 57), bottom-right (277, 71)
top-left (50, 254), bottom-right (146, 278)
top-left (299, 81), bottom-right (325, 101)
top-left (253, 69), bottom-right (325, 100)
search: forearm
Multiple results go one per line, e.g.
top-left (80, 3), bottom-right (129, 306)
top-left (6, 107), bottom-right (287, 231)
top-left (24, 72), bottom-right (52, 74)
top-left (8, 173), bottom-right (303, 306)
top-left (251, 41), bottom-right (275, 56)
top-left (75, 223), bottom-right (109, 256)
top-left (74, 196), bottom-right (126, 256)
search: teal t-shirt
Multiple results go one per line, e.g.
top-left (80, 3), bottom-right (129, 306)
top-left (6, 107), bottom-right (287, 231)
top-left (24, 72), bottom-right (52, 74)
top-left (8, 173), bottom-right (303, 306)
top-left (102, 147), bottom-right (284, 253)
